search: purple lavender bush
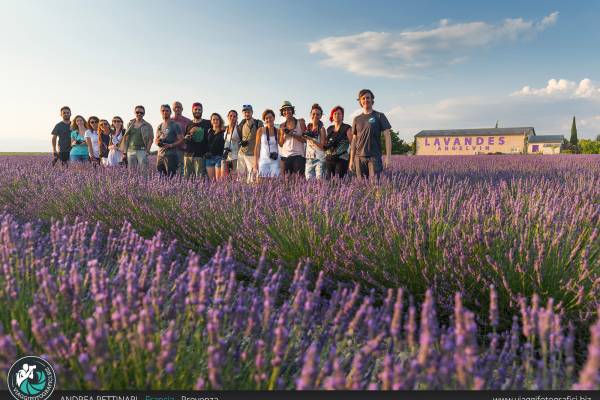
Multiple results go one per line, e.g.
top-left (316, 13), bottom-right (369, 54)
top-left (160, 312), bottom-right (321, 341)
top-left (0, 212), bottom-right (599, 389)
top-left (0, 155), bottom-right (598, 331)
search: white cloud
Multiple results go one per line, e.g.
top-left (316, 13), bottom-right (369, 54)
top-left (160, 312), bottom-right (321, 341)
top-left (513, 78), bottom-right (600, 98)
top-left (308, 12), bottom-right (558, 78)
top-left (385, 78), bottom-right (600, 141)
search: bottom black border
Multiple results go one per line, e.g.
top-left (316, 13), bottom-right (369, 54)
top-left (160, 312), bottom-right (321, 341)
top-left (1, 389), bottom-right (597, 400)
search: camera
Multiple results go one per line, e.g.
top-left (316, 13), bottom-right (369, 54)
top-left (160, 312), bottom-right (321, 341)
top-left (283, 127), bottom-right (291, 135)
top-left (302, 131), bottom-right (319, 140)
top-left (240, 140), bottom-right (249, 147)
top-left (269, 152), bottom-right (278, 160)
top-left (75, 139), bottom-right (84, 145)
top-left (157, 139), bottom-right (165, 147)
top-left (222, 147), bottom-right (231, 159)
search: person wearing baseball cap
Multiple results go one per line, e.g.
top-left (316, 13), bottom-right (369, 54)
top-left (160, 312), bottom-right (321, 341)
top-left (277, 100), bottom-right (306, 176)
top-left (237, 104), bottom-right (263, 183)
top-left (348, 88), bottom-right (392, 180)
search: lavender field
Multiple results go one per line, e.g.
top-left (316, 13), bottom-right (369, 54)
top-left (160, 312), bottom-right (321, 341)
top-left (0, 154), bottom-right (599, 389)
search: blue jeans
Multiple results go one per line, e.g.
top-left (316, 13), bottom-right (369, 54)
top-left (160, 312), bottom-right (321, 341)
top-left (204, 156), bottom-right (222, 169)
top-left (70, 154), bottom-right (88, 163)
top-left (305, 158), bottom-right (324, 180)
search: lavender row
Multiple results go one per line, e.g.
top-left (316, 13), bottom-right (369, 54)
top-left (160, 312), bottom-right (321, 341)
top-left (0, 213), bottom-right (599, 389)
top-left (0, 155), bottom-right (598, 329)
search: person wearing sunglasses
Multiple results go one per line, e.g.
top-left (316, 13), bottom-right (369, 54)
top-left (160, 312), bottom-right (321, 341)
top-left (85, 116), bottom-right (100, 165)
top-left (97, 119), bottom-right (111, 166)
top-left (119, 105), bottom-right (154, 170)
top-left (155, 104), bottom-right (183, 177)
top-left (237, 104), bottom-right (263, 183)
top-left (69, 115), bottom-right (90, 163)
top-left (51, 106), bottom-right (72, 166)
top-left (106, 116), bottom-right (126, 167)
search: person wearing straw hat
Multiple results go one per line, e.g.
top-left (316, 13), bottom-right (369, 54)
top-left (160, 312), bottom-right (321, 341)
top-left (277, 100), bottom-right (306, 176)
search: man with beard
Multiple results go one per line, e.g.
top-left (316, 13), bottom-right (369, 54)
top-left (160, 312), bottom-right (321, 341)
top-left (155, 104), bottom-right (184, 177)
top-left (183, 102), bottom-right (211, 178)
top-left (51, 106), bottom-right (72, 166)
top-left (237, 104), bottom-right (263, 183)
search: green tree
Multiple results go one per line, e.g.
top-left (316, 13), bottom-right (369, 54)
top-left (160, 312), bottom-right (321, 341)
top-left (579, 139), bottom-right (600, 154)
top-left (570, 116), bottom-right (579, 146)
top-left (596, 134), bottom-right (600, 142)
top-left (381, 130), bottom-right (412, 154)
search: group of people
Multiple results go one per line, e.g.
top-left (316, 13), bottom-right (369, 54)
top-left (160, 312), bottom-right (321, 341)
top-left (50, 89), bottom-right (392, 180)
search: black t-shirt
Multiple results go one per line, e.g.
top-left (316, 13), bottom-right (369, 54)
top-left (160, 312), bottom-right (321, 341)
top-left (326, 123), bottom-right (351, 155)
top-left (351, 111), bottom-right (391, 157)
top-left (205, 128), bottom-right (225, 157)
top-left (184, 119), bottom-right (211, 157)
top-left (99, 133), bottom-right (110, 158)
top-left (51, 121), bottom-right (72, 152)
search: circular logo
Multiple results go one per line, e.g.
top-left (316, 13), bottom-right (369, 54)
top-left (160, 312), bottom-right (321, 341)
top-left (7, 356), bottom-right (56, 400)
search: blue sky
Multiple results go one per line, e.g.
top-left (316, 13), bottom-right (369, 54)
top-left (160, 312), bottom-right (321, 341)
top-left (1, 0), bottom-right (600, 151)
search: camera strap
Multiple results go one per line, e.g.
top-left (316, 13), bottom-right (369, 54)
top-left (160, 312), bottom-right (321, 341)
top-left (265, 126), bottom-right (278, 155)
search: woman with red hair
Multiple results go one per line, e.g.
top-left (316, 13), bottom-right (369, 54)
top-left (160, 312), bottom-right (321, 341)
top-left (324, 105), bottom-right (352, 179)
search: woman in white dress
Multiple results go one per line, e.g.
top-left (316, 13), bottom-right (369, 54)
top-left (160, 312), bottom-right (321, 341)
top-left (253, 109), bottom-right (280, 179)
top-left (107, 116), bottom-right (125, 167)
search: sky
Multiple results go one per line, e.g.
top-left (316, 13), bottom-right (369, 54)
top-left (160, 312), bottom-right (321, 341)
top-left (1, 0), bottom-right (600, 151)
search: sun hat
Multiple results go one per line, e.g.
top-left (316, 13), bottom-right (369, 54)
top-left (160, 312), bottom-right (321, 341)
top-left (279, 101), bottom-right (295, 112)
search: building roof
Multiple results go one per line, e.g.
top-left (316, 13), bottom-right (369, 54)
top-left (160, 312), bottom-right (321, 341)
top-left (414, 127), bottom-right (535, 137)
top-left (527, 135), bottom-right (565, 144)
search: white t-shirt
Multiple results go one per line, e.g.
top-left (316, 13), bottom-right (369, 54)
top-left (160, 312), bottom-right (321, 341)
top-left (84, 130), bottom-right (99, 158)
top-left (224, 126), bottom-right (240, 160)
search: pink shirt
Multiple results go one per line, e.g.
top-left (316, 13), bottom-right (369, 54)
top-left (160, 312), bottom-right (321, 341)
top-left (171, 115), bottom-right (192, 134)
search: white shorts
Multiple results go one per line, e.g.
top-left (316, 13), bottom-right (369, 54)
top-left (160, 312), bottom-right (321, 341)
top-left (258, 160), bottom-right (280, 177)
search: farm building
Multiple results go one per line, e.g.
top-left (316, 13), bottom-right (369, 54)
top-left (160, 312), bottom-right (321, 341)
top-left (527, 135), bottom-right (564, 154)
top-left (414, 127), bottom-right (534, 155)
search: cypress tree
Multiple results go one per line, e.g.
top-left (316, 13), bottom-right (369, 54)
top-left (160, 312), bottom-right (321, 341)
top-left (570, 116), bottom-right (579, 146)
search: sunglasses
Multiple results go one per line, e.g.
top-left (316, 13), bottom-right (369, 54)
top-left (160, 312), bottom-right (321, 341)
top-left (135, 111), bottom-right (144, 115)
top-left (90, 120), bottom-right (98, 124)
top-left (112, 120), bottom-right (123, 124)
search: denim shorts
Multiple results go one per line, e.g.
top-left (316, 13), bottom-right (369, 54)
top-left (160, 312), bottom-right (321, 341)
top-left (70, 154), bottom-right (89, 163)
top-left (204, 156), bottom-right (222, 168)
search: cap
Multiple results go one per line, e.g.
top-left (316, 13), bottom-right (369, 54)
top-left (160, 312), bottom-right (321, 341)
top-left (242, 104), bottom-right (253, 112)
top-left (279, 101), bottom-right (294, 111)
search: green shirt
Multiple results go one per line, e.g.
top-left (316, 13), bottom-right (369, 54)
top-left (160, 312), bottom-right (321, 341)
top-left (128, 126), bottom-right (145, 150)
top-left (69, 131), bottom-right (88, 156)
